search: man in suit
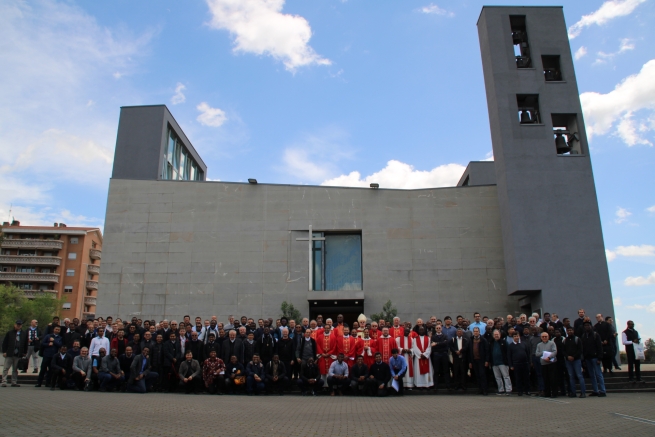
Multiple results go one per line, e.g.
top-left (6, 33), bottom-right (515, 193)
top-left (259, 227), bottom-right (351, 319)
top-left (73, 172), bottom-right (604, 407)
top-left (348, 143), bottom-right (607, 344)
top-left (221, 330), bottom-right (244, 365)
top-left (349, 355), bottom-right (368, 395)
top-left (449, 328), bottom-right (469, 392)
top-left (265, 354), bottom-right (288, 395)
top-left (298, 357), bottom-right (324, 395)
top-left (2, 320), bottom-right (27, 387)
top-left (162, 331), bottom-right (179, 393)
top-left (177, 350), bottom-right (202, 394)
top-left (72, 347), bottom-right (93, 391)
top-left (49, 345), bottom-right (73, 390)
top-left (468, 327), bottom-right (489, 395)
top-left (295, 328), bottom-right (317, 367)
top-left (36, 325), bottom-right (63, 387)
top-left (127, 347), bottom-right (159, 393)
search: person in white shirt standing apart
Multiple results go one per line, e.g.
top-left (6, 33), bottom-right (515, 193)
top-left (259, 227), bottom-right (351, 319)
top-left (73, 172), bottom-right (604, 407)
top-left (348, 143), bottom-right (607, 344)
top-left (89, 327), bottom-right (110, 361)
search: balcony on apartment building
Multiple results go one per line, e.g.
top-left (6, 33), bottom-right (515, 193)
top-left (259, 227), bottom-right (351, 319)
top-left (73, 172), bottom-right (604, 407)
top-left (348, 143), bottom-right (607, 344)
top-left (84, 296), bottom-right (97, 306)
top-left (86, 280), bottom-right (98, 290)
top-left (23, 289), bottom-right (58, 298)
top-left (0, 255), bottom-right (62, 266)
top-left (1, 239), bottom-right (64, 250)
top-left (0, 272), bottom-right (60, 283)
top-left (89, 249), bottom-right (102, 260)
top-left (87, 264), bottom-right (100, 275)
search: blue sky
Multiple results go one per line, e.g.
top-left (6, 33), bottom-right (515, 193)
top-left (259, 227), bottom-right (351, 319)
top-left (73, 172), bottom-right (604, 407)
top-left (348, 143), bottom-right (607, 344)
top-left (1, 0), bottom-right (653, 338)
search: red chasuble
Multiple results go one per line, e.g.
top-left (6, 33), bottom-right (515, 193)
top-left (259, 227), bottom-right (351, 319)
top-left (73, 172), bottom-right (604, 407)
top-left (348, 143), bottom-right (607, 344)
top-left (369, 328), bottom-right (380, 340)
top-left (415, 335), bottom-right (430, 375)
top-left (336, 335), bottom-right (358, 369)
top-left (315, 331), bottom-right (337, 375)
top-left (360, 337), bottom-right (377, 367)
top-left (389, 326), bottom-right (404, 339)
top-left (377, 336), bottom-right (394, 364)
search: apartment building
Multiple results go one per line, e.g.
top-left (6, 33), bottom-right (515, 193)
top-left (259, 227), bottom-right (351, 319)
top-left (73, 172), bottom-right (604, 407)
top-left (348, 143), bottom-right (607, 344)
top-left (0, 220), bottom-right (103, 320)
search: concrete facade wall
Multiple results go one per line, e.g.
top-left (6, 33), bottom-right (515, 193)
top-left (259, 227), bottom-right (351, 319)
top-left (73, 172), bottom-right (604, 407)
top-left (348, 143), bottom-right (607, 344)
top-left (96, 179), bottom-right (515, 321)
top-left (457, 161), bottom-right (497, 187)
top-left (477, 7), bottom-right (613, 317)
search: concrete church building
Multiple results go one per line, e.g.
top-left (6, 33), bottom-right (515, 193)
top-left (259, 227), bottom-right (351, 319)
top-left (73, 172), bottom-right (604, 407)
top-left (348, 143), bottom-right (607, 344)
top-left (97, 6), bottom-right (614, 323)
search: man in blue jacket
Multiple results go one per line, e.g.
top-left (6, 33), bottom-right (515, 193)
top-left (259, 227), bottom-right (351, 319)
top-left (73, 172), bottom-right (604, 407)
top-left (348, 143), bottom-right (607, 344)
top-left (36, 325), bottom-right (62, 387)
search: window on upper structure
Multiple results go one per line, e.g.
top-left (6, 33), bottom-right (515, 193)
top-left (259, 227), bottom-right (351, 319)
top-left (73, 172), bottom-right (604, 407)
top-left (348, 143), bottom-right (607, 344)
top-left (62, 303), bottom-right (71, 310)
top-left (41, 268), bottom-right (51, 274)
top-left (66, 269), bottom-right (75, 276)
top-left (542, 55), bottom-right (562, 81)
top-left (517, 94), bottom-right (541, 124)
top-left (161, 126), bottom-right (203, 181)
top-left (68, 253), bottom-right (77, 260)
top-left (312, 233), bottom-right (362, 291)
top-left (70, 237), bottom-right (78, 244)
top-left (552, 114), bottom-right (583, 155)
top-left (17, 266), bottom-right (35, 273)
top-left (64, 286), bottom-right (73, 293)
top-left (510, 15), bottom-right (531, 68)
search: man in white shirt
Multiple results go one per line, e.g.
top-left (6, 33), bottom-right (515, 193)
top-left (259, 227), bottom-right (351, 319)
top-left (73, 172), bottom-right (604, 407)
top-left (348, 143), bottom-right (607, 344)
top-left (89, 327), bottom-right (110, 359)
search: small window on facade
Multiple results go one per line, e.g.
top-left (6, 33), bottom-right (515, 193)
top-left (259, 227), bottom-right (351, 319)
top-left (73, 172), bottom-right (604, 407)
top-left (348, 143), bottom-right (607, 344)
top-left (510, 15), bottom-right (531, 68)
top-left (542, 55), bottom-right (562, 81)
top-left (70, 237), bottom-right (79, 244)
top-left (62, 303), bottom-right (72, 309)
top-left (517, 94), bottom-right (541, 124)
top-left (41, 268), bottom-right (51, 274)
top-left (552, 114), bottom-right (583, 155)
top-left (66, 269), bottom-right (75, 276)
top-left (68, 253), bottom-right (77, 260)
top-left (64, 286), bottom-right (73, 293)
top-left (91, 241), bottom-right (97, 249)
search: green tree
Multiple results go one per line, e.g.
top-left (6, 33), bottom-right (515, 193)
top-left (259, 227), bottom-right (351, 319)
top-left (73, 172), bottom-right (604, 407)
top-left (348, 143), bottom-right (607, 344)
top-left (0, 284), bottom-right (64, 336)
top-left (645, 338), bottom-right (655, 362)
top-left (280, 301), bottom-right (302, 323)
top-left (370, 300), bottom-right (398, 325)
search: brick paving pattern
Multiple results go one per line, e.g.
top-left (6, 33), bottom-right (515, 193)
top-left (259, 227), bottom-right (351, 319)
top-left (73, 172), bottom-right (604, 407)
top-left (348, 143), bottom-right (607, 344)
top-left (1, 387), bottom-right (654, 436)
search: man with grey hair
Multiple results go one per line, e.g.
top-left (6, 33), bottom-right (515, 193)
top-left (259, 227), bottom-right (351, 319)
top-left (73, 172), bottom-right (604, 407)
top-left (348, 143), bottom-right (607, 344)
top-left (72, 346), bottom-right (92, 390)
top-left (24, 319), bottom-right (41, 373)
top-left (222, 330), bottom-right (243, 364)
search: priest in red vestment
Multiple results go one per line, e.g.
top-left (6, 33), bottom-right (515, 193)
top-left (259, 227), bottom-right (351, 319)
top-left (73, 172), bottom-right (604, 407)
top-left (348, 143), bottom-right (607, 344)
top-left (333, 314), bottom-right (346, 337)
top-left (315, 325), bottom-right (337, 378)
top-left (369, 322), bottom-right (381, 340)
top-left (336, 327), bottom-right (358, 369)
top-left (377, 327), bottom-right (395, 364)
top-left (360, 328), bottom-right (377, 368)
top-left (388, 317), bottom-right (404, 339)
top-left (395, 326), bottom-right (415, 388)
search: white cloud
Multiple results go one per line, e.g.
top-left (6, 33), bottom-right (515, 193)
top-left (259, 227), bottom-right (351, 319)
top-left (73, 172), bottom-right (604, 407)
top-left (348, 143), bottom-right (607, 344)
top-left (280, 129), bottom-right (354, 182)
top-left (594, 38), bottom-right (636, 65)
top-left (615, 245), bottom-right (655, 257)
top-left (606, 249), bottom-right (617, 262)
top-left (418, 4), bottom-right (454, 17)
top-left (568, 0), bottom-right (647, 39)
top-left (574, 46), bottom-right (588, 60)
top-left (580, 60), bottom-right (655, 146)
top-left (624, 272), bottom-right (655, 286)
top-left (615, 207), bottom-right (632, 223)
top-left (205, 0), bottom-right (331, 72)
top-left (196, 102), bottom-right (227, 127)
top-left (647, 205), bottom-right (655, 213)
top-left (171, 82), bottom-right (186, 105)
top-left (482, 151), bottom-right (494, 161)
top-left (614, 297), bottom-right (622, 306)
top-left (321, 160), bottom-right (465, 189)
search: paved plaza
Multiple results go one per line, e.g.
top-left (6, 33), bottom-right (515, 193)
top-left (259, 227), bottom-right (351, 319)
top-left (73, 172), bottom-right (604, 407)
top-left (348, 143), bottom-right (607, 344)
top-left (1, 388), bottom-right (654, 436)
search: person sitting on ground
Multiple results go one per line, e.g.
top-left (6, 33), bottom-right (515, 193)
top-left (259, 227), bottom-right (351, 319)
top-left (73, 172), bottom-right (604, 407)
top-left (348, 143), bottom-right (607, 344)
top-left (98, 348), bottom-right (124, 392)
top-left (126, 347), bottom-right (158, 393)
top-left (246, 354), bottom-right (266, 395)
top-left (72, 346), bottom-right (93, 391)
top-left (225, 355), bottom-right (245, 395)
top-left (49, 345), bottom-right (73, 391)
top-left (298, 357), bottom-right (324, 396)
top-left (365, 352), bottom-right (391, 397)
top-left (202, 349), bottom-right (226, 395)
top-left (265, 354), bottom-right (288, 395)
top-left (389, 348), bottom-right (407, 396)
top-left (350, 355), bottom-right (368, 395)
top-left (327, 353), bottom-right (349, 396)
top-left (178, 350), bottom-right (202, 394)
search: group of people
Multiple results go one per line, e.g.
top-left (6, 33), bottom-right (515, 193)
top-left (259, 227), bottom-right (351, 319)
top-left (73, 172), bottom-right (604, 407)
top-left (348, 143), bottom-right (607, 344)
top-left (1, 309), bottom-right (646, 398)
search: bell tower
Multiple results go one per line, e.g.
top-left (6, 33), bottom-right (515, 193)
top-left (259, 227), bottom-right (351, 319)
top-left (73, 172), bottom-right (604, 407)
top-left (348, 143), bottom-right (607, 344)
top-left (477, 7), bottom-right (613, 317)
